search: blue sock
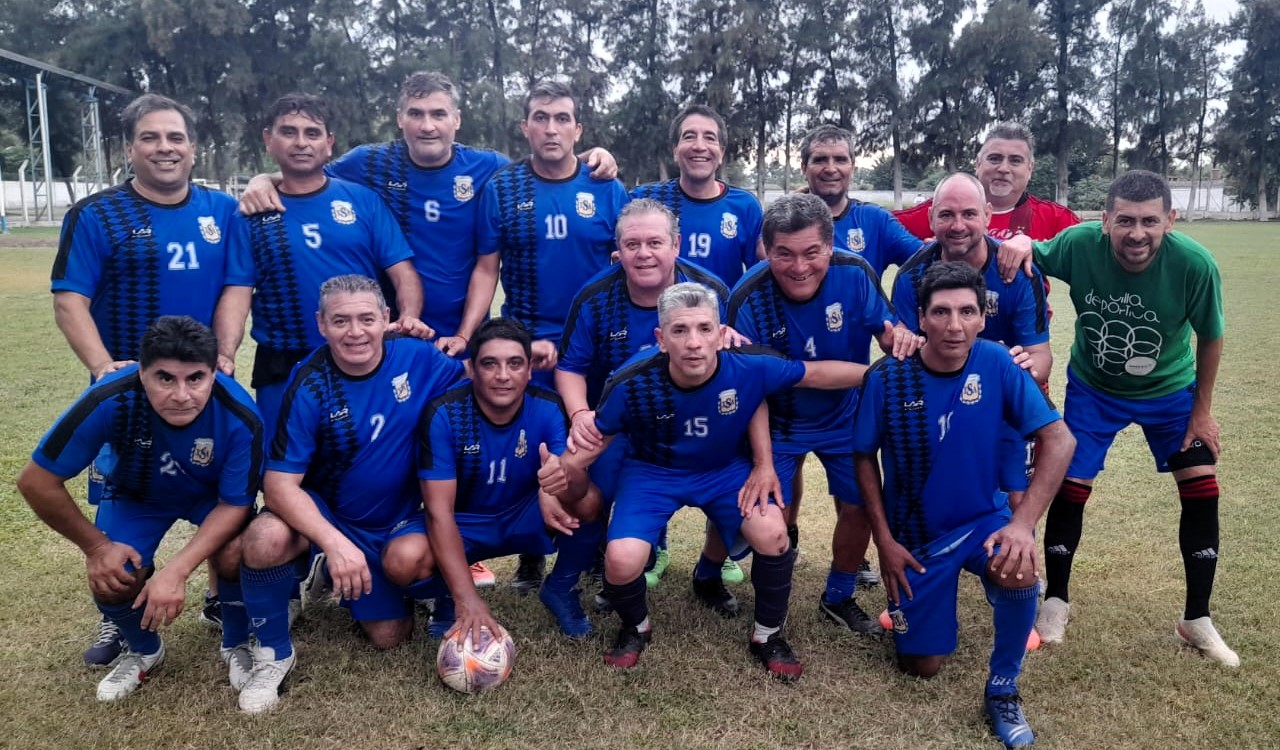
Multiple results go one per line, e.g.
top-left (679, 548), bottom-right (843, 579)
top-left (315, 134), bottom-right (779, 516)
top-left (548, 520), bottom-right (603, 592)
top-left (751, 549), bottom-right (796, 628)
top-left (822, 568), bottom-right (860, 605)
top-left (97, 599), bottom-right (161, 655)
top-left (217, 576), bottom-right (250, 649)
top-left (241, 563), bottom-right (297, 659)
top-left (987, 581), bottom-right (1040, 694)
top-left (693, 553), bottom-right (722, 581)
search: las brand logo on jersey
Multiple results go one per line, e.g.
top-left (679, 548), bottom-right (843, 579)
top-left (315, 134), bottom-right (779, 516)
top-left (846, 228), bottom-right (865, 252)
top-left (331, 200), bottom-right (357, 225)
top-left (453, 175), bottom-right (474, 202)
top-left (825, 302), bottom-right (844, 332)
top-left (984, 290), bottom-right (1000, 317)
top-left (190, 438), bottom-right (214, 466)
top-left (392, 372), bottom-right (411, 403)
top-left (718, 389), bottom-right (739, 416)
top-left (720, 212), bottom-right (738, 239)
top-left (576, 192), bottom-right (596, 218)
top-left (960, 373), bottom-right (982, 405)
top-left (515, 429), bottom-right (528, 458)
top-left (386, 180), bottom-right (408, 191)
top-left (198, 216), bottom-right (221, 243)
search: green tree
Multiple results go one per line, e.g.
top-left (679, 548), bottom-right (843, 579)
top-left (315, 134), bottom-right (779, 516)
top-left (1215, 0), bottom-right (1280, 217)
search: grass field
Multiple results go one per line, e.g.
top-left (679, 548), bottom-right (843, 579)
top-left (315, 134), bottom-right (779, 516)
top-left (1, 222), bottom-right (1278, 750)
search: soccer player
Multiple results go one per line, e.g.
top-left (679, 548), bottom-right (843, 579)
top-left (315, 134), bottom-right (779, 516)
top-left (215, 93), bottom-right (427, 435)
top-left (630, 105), bottom-right (763, 287)
top-left (557, 282), bottom-right (870, 680)
top-left (688, 193), bottom-right (916, 632)
top-left (894, 122), bottom-right (1079, 242)
top-left (234, 275), bottom-right (464, 713)
top-left (17, 316), bottom-right (263, 702)
top-left (52, 93), bottom-right (248, 663)
top-left (853, 262), bottom-right (1075, 747)
top-left (418, 318), bottom-right (604, 642)
top-left (1009, 171), bottom-right (1234, 665)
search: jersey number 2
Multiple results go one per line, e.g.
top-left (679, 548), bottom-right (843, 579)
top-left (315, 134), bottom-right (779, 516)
top-left (166, 242), bottom-right (200, 270)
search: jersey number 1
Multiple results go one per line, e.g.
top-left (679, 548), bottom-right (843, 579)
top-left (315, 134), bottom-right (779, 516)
top-left (166, 242), bottom-right (200, 270)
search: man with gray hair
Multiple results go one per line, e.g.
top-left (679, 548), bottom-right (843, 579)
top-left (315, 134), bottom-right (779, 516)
top-left (551, 281), bottom-right (871, 681)
top-left (895, 122), bottom-right (1079, 242)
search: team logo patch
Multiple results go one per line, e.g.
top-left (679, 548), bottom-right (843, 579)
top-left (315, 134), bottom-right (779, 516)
top-left (391, 372), bottom-right (411, 403)
top-left (575, 192), bottom-right (596, 218)
top-left (517, 200), bottom-right (535, 212)
top-left (331, 200), bottom-right (357, 225)
top-left (131, 226), bottom-right (153, 239)
top-left (960, 373), bottom-right (982, 405)
top-left (889, 609), bottom-right (908, 633)
top-left (453, 175), bottom-right (474, 202)
top-left (190, 438), bottom-right (214, 467)
top-left (515, 429), bottom-right (528, 458)
top-left (386, 180), bottom-right (407, 191)
top-left (825, 302), bottom-right (844, 332)
top-left (718, 388), bottom-right (738, 416)
top-left (198, 216), bottom-right (221, 244)
top-left (609, 328), bottom-right (628, 341)
top-left (984, 290), bottom-right (1000, 317)
top-left (720, 212), bottom-right (738, 239)
top-left (329, 406), bottom-right (350, 422)
top-left (846, 228), bottom-right (865, 252)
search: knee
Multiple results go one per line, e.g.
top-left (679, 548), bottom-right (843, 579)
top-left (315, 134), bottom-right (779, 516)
top-left (381, 535), bottom-right (432, 588)
top-left (897, 654), bottom-right (944, 679)
top-left (575, 485), bottom-right (603, 523)
top-left (604, 542), bottom-right (646, 583)
top-left (241, 514), bottom-right (300, 569)
top-left (835, 503), bottom-right (868, 530)
top-left (363, 618), bottom-right (412, 650)
top-left (94, 568), bottom-right (149, 607)
top-left (985, 560), bottom-right (1039, 592)
top-left (209, 536), bottom-right (243, 580)
top-left (743, 516), bottom-right (789, 556)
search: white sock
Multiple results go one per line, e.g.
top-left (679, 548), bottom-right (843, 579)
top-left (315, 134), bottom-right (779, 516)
top-left (636, 617), bottom-right (652, 634)
top-left (752, 621), bottom-right (780, 644)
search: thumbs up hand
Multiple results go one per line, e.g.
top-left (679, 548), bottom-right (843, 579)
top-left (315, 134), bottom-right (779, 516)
top-left (537, 442), bottom-right (569, 496)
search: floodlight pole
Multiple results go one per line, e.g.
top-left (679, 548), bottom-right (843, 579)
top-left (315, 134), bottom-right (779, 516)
top-left (25, 72), bottom-right (54, 222)
top-left (81, 87), bottom-right (107, 196)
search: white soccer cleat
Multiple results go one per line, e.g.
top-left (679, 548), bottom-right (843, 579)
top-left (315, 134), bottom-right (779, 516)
top-left (221, 642), bottom-right (254, 692)
top-left (96, 642), bottom-right (166, 702)
top-left (238, 645), bottom-right (296, 714)
top-left (1036, 597), bottom-right (1070, 644)
top-left (1176, 616), bottom-right (1240, 667)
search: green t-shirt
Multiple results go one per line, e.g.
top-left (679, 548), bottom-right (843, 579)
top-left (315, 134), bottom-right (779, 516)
top-left (1033, 222), bottom-right (1223, 399)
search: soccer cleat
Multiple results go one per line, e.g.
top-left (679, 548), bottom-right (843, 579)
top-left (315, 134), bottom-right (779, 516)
top-left (720, 559), bottom-right (745, 585)
top-left (511, 555), bottom-right (545, 595)
top-left (83, 616), bottom-right (124, 668)
top-left (539, 586), bottom-right (593, 638)
top-left (692, 575), bottom-right (740, 618)
top-left (470, 562), bottom-right (497, 589)
top-left (427, 595), bottom-right (456, 639)
top-left (985, 692), bottom-right (1036, 747)
top-left (221, 642), bottom-right (254, 692)
top-left (96, 643), bottom-right (165, 702)
top-left (749, 632), bottom-right (803, 682)
top-left (1035, 597), bottom-right (1070, 644)
top-left (603, 625), bottom-right (651, 669)
top-left (644, 547), bottom-right (671, 589)
top-left (856, 558), bottom-right (882, 588)
top-left (819, 595), bottom-right (885, 635)
top-left (200, 592), bottom-right (222, 629)
top-left (301, 552), bottom-right (330, 607)
top-left (592, 590), bottom-right (612, 613)
top-left (1176, 616), bottom-right (1240, 667)
top-left (238, 645), bottom-right (295, 714)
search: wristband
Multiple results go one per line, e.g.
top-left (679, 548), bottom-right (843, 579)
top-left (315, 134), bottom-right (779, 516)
top-left (570, 408), bottom-right (590, 420)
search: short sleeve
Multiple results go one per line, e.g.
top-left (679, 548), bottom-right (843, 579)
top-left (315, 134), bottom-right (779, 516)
top-left (217, 422), bottom-right (261, 506)
top-left (851, 366), bottom-right (886, 454)
top-left (51, 206), bottom-right (106, 296)
top-left (417, 406), bottom-right (458, 481)
top-left (1000, 354), bottom-right (1060, 439)
top-left (892, 270), bottom-right (922, 333)
top-left (223, 213), bottom-right (256, 287)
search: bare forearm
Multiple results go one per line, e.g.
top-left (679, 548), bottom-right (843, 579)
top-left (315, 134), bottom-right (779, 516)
top-left (855, 454), bottom-right (893, 543)
top-left (800, 360), bottom-right (867, 389)
top-left (1193, 337), bottom-right (1223, 414)
top-left (165, 502), bottom-right (249, 579)
top-left (53, 293), bottom-right (114, 374)
top-left (388, 262), bottom-right (424, 320)
top-left (456, 254), bottom-right (499, 340)
top-left (555, 370), bottom-right (590, 416)
top-left (16, 463), bottom-right (109, 554)
top-left (426, 504), bottom-right (478, 602)
top-left (214, 286), bottom-right (252, 360)
top-left (747, 402), bottom-right (773, 468)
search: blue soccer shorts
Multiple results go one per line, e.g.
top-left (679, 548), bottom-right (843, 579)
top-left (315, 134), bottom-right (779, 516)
top-left (309, 492), bottom-right (424, 622)
top-left (453, 490), bottom-right (558, 562)
top-left (94, 493), bottom-right (235, 570)
top-left (775, 448), bottom-right (861, 505)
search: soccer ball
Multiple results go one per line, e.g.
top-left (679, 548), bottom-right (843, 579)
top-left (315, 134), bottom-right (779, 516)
top-left (436, 626), bottom-right (515, 694)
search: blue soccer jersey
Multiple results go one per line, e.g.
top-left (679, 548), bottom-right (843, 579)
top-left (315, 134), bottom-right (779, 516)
top-left (594, 346), bottom-right (806, 470)
top-left (328, 142), bottom-right (510, 335)
top-left (892, 238), bottom-right (1049, 348)
top-left (231, 178), bottom-right (414, 352)
top-left (32, 365), bottom-right (263, 506)
top-left (832, 199), bottom-right (923, 276)
top-left (629, 179), bottom-right (763, 287)
top-left (52, 181), bottom-right (250, 362)
top-left (478, 160), bottom-right (629, 342)
top-left (729, 253), bottom-right (895, 452)
top-left (851, 340), bottom-right (1060, 549)
top-left (269, 336), bottom-right (464, 528)
top-left (417, 383), bottom-right (569, 515)
top-left (558, 260), bottom-right (730, 406)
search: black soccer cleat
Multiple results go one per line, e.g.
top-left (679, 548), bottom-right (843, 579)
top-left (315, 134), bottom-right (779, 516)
top-left (511, 554), bottom-right (546, 595)
top-left (692, 575), bottom-right (740, 618)
top-left (819, 595), bottom-right (885, 635)
top-left (604, 625), bottom-right (651, 669)
top-left (749, 632), bottom-right (803, 682)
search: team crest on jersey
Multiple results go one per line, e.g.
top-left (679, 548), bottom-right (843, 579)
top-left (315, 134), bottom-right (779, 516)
top-left (718, 388), bottom-right (739, 416)
top-left (391, 372), bottom-right (411, 403)
top-left (453, 175), bottom-right (475, 202)
top-left (331, 200), bottom-right (357, 225)
top-left (889, 609), bottom-right (908, 633)
top-left (190, 438), bottom-right (214, 467)
top-left (846, 228), bottom-right (865, 252)
top-left (720, 212), bottom-right (738, 239)
top-left (984, 290), bottom-right (1000, 317)
top-left (825, 302), bottom-right (844, 332)
top-left (515, 429), bottom-right (528, 458)
top-left (576, 192), bottom-right (596, 218)
top-left (198, 216), bottom-right (221, 244)
top-left (960, 373), bottom-right (982, 405)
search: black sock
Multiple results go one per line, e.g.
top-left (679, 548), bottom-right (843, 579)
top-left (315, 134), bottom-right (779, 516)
top-left (1043, 480), bottom-right (1090, 602)
top-left (786, 524), bottom-right (799, 550)
top-left (603, 575), bottom-right (648, 629)
top-left (751, 549), bottom-right (796, 629)
top-left (1178, 475), bottom-right (1220, 620)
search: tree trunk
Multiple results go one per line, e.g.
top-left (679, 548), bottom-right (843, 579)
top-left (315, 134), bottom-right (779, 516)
top-left (486, 0), bottom-right (508, 155)
top-left (1258, 170), bottom-right (1270, 220)
top-left (892, 128), bottom-right (903, 209)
